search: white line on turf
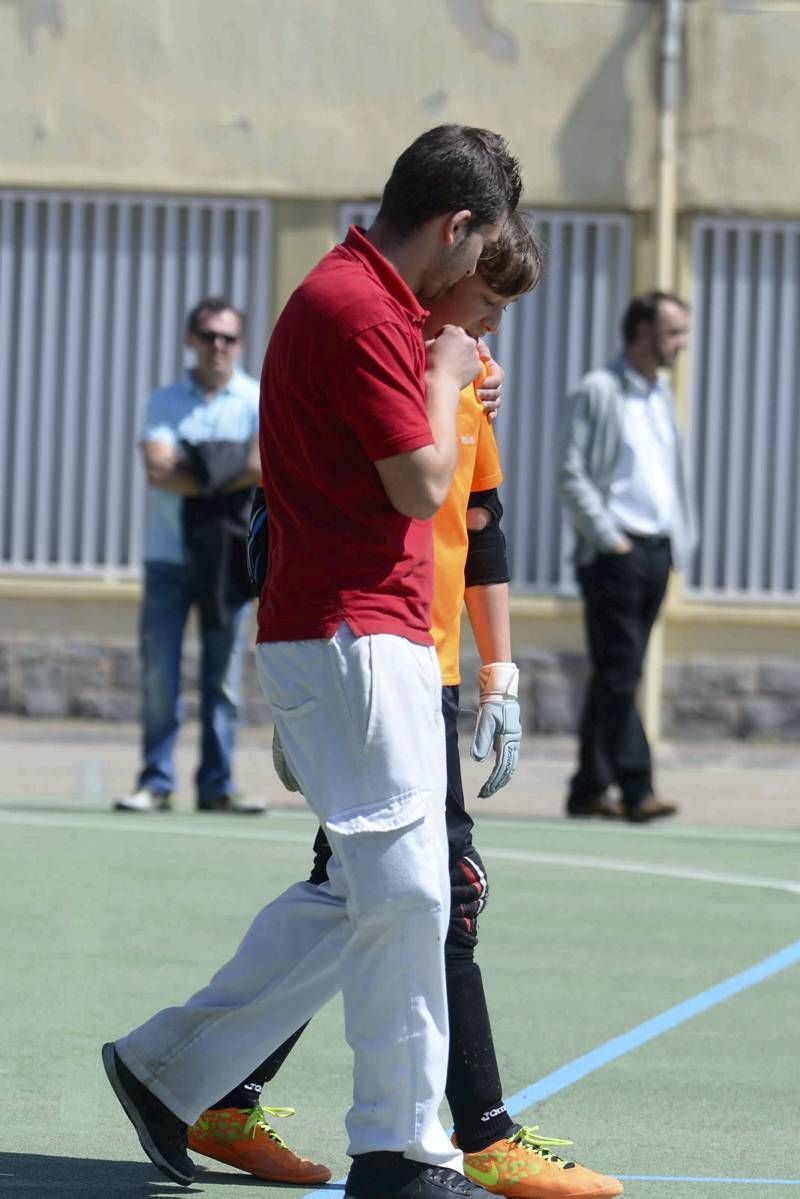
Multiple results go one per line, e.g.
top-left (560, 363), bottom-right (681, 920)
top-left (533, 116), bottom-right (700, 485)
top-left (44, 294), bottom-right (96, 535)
top-left (480, 846), bottom-right (800, 895)
top-left (0, 809), bottom-right (315, 845)
top-left (4, 804), bottom-right (800, 845)
top-left (473, 815), bottom-right (800, 846)
top-left (1, 809), bottom-right (799, 894)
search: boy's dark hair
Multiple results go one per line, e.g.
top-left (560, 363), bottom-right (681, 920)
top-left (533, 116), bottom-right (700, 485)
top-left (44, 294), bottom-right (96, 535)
top-left (186, 296), bottom-right (245, 336)
top-left (377, 125), bottom-right (522, 238)
top-left (476, 211), bottom-right (544, 298)
top-left (621, 290), bottom-right (688, 346)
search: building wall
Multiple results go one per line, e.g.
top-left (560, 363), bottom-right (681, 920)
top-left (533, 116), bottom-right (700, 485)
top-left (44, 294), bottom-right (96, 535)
top-left (2, 0), bottom-right (799, 214)
top-left (2, 583), bottom-right (799, 741)
top-left (683, 0), bottom-right (800, 213)
top-left (1, 0), bottom-right (654, 205)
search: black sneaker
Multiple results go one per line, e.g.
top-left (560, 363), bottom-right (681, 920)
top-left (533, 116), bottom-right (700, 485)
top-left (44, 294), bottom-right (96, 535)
top-left (101, 1043), bottom-right (194, 1186)
top-left (345, 1152), bottom-right (493, 1198)
top-left (196, 792), bottom-right (268, 814)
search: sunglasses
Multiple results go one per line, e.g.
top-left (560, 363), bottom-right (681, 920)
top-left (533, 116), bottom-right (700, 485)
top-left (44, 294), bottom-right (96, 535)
top-left (196, 330), bottom-right (239, 346)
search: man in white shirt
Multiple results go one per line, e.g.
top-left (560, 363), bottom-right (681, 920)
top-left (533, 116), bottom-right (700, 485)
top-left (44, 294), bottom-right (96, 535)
top-left (559, 291), bottom-right (696, 823)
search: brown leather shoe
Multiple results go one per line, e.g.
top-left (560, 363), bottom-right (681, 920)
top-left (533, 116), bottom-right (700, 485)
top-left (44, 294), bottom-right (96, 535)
top-left (626, 794), bottom-right (678, 823)
top-left (566, 795), bottom-right (623, 820)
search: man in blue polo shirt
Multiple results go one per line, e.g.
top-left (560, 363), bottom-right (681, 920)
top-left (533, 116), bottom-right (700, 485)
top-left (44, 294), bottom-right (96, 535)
top-left (116, 296), bottom-right (263, 814)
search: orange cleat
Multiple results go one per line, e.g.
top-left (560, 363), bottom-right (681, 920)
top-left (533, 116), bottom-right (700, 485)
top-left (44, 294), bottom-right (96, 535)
top-left (188, 1104), bottom-right (331, 1184)
top-left (456, 1125), bottom-right (623, 1198)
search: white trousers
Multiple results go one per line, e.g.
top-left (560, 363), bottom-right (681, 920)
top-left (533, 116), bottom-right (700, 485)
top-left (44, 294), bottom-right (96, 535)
top-left (117, 624), bottom-right (458, 1168)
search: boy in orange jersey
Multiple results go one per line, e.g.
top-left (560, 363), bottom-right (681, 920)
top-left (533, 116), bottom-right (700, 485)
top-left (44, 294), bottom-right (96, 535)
top-left (187, 215), bottom-right (622, 1199)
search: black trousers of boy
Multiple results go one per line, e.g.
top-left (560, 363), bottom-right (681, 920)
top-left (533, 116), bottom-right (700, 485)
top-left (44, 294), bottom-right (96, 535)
top-left (567, 535), bottom-right (671, 816)
top-left (210, 684), bottom-right (516, 1153)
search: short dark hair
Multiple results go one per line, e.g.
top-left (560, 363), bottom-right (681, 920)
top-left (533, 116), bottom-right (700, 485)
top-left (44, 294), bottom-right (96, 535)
top-left (622, 290), bottom-right (688, 346)
top-left (186, 296), bottom-right (244, 336)
top-left (377, 124), bottom-right (522, 238)
top-left (476, 211), bottom-right (544, 298)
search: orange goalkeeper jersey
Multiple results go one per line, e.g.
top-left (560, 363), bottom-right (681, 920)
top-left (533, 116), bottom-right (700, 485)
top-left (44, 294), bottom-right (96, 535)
top-left (431, 368), bottom-right (503, 686)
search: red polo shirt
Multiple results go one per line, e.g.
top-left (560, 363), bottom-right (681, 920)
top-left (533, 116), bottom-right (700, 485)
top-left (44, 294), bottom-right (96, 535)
top-left (257, 226), bottom-right (435, 645)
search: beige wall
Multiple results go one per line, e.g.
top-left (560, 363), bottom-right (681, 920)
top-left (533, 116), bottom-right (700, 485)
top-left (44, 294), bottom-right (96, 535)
top-left (0, 2), bottom-right (698, 209)
top-left (4, 582), bottom-right (798, 664)
top-left (683, 1), bottom-right (800, 213)
top-left (2, 0), bottom-right (657, 205)
top-left (3, 1), bottom-right (799, 213)
top-left (0, 584), bottom-right (139, 639)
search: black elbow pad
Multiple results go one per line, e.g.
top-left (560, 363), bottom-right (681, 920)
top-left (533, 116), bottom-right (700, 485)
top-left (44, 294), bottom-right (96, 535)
top-left (467, 488), bottom-right (504, 523)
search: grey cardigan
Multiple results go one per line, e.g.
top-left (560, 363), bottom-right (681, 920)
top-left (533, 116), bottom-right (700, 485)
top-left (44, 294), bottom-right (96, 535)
top-left (558, 357), bottom-right (697, 571)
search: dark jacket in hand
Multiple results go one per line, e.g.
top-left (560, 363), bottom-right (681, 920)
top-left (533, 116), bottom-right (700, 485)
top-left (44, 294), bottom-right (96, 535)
top-left (180, 440), bottom-right (256, 630)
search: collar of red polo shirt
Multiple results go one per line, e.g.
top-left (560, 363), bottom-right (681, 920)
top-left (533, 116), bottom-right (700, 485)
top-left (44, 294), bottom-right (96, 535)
top-left (341, 225), bottom-right (429, 329)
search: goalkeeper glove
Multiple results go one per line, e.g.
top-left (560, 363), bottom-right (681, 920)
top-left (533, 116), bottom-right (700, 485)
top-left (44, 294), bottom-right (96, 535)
top-left (272, 725), bottom-right (300, 793)
top-left (470, 662), bottom-right (521, 798)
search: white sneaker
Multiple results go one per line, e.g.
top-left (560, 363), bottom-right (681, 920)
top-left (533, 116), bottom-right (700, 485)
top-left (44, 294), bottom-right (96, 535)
top-left (230, 794), bottom-right (268, 814)
top-left (114, 788), bottom-right (172, 812)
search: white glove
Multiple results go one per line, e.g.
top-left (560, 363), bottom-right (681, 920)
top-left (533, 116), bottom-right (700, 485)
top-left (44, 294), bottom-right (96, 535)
top-left (272, 725), bottom-right (300, 793)
top-left (470, 662), bottom-right (522, 798)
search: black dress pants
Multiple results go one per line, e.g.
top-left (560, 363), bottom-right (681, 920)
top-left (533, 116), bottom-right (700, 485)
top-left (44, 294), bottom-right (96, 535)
top-left (568, 537), bottom-right (671, 813)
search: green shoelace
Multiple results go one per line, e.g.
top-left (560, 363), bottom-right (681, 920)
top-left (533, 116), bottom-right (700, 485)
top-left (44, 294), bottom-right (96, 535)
top-left (512, 1125), bottom-right (576, 1167)
top-left (241, 1104), bottom-right (296, 1146)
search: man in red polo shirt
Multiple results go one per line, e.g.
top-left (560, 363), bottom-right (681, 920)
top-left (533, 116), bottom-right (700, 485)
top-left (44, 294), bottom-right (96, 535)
top-left (102, 125), bottom-right (522, 1199)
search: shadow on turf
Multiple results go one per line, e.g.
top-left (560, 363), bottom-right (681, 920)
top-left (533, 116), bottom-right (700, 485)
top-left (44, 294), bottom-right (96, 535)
top-left (0, 1152), bottom-right (342, 1192)
top-left (0, 1152), bottom-right (201, 1195)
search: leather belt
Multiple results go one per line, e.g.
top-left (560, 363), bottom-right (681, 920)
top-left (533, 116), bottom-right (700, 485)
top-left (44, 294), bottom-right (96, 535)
top-left (624, 531), bottom-right (671, 548)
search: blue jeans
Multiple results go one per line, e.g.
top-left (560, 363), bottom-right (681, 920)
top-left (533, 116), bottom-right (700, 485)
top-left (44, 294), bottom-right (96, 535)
top-left (137, 561), bottom-right (250, 802)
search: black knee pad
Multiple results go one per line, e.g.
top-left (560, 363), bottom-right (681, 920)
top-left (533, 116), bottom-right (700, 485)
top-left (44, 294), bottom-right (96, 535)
top-left (308, 826), bottom-right (332, 886)
top-left (446, 848), bottom-right (490, 958)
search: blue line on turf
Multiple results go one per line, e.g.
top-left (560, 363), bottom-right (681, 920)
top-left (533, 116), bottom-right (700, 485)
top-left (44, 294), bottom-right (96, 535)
top-left (308, 1177), bottom-right (800, 1196)
top-left (304, 938), bottom-right (800, 1198)
top-left (504, 937), bottom-right (800, 1112)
